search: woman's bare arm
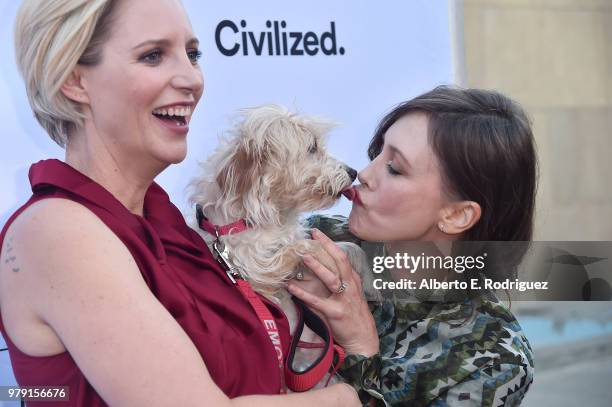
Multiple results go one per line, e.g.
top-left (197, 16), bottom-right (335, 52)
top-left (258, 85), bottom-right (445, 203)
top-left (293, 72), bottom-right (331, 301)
top-left (234, 384), bottom-right (357, 406)
top-left (0, 199), bottom-right (358, 407)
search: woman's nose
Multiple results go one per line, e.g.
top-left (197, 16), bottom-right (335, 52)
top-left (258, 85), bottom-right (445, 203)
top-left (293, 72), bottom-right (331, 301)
top-left (172, 57), bottom-right (204, 96)
top-left (358, 162), bottom-right (374, 189)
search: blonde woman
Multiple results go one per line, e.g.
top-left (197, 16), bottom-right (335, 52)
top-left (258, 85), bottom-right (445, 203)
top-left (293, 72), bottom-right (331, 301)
top-left (0, 0), bottom-right (360, 405)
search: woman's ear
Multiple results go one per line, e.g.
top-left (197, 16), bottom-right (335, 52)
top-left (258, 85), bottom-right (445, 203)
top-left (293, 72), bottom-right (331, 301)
top-left (60, 66), bottom-right (90, 104)
top-left (438, 201), bottom-right (481, 236)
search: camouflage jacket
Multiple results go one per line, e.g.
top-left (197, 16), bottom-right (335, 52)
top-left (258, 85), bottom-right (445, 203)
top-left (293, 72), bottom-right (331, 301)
top-left (306, 215), bottom-right (535, 407)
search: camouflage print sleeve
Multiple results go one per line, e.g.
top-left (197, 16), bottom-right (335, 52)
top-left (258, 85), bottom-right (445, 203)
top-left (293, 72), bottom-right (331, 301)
top-left (337, 353), bottom-right (388, 406)
top-left (304, 214), bottom-right (362, 245)
top-left (339, 298), bottom-right (535, 407)
top-left (431, 362), bottom-right (534, 407)
top-left (304, 215), bottom-right (535, 407)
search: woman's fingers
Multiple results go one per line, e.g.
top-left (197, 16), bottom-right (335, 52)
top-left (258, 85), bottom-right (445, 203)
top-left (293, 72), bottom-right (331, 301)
top-left (291, 234), bottom-right (381, 356)
top-left (287, 281), bottom-right (340, 318)
top-left (293, 230), bottom-right (381, 356)
top-left (311, 229), bottom-right (353, 281)
top-left (290, 271), bottom-right (333, 299)
top-left (303, 254), bottom-right (344, 294)
top-left (352, 269), bottom-right (364, 292)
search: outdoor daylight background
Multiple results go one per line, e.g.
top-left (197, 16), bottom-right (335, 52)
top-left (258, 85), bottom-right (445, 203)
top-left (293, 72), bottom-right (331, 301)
top-left (461, 1), bottom-right (612, 405)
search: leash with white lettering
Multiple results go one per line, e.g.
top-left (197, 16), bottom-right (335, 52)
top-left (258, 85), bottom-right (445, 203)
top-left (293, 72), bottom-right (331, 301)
top-left (197, 204), bottom-right (344, 392)
top-left (197, 205), bottom-right (286, 391)
top-left (235, 279), bottom-right (287, 393)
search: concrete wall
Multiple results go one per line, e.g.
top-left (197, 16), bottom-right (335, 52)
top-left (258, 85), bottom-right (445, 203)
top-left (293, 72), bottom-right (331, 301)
top-left (461, 0), bottom-right (612, 240)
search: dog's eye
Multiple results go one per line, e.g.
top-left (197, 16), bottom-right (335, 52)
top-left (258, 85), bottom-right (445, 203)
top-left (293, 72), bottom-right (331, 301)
top-left (308, 142), bottom-right (318, 154)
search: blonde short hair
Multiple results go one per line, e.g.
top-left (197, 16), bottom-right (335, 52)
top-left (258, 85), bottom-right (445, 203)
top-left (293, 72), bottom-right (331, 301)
top-left (14, 0), bottom-right (118, 147)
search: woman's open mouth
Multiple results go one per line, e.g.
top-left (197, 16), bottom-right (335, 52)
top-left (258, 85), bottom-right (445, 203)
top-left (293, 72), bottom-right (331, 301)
top-left (152, 106), bottom-right (191, 133)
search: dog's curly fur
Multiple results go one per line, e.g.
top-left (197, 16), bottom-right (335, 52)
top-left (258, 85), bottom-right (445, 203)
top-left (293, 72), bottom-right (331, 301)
top-left (188, 105), bottom-right (379, 385)
top-left (188, 104), bottom-right (355, 298)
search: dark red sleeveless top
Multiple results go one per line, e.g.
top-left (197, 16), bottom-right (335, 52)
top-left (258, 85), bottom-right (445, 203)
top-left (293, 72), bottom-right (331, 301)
top-left (0, 159), bottom-right (290, 406)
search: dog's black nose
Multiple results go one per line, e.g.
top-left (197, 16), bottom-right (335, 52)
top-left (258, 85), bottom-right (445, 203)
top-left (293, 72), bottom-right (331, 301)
top-left (344, 165), bottom-right (357, 182)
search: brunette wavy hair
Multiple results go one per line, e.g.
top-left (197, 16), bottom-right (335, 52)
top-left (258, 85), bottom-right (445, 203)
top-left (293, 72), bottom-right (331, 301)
top-left (368, 86), bottom-right (538, 287)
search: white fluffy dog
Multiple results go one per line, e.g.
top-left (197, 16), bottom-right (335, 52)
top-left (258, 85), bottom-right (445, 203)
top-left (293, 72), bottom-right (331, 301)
top-left (189, 105), bottom-right (380, 387)
top-left (189, 105), bottom-right (362, 305)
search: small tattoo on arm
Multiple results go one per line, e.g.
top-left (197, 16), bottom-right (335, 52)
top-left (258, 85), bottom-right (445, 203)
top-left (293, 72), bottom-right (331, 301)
top-left (3, 236), bottom-right (20, 272)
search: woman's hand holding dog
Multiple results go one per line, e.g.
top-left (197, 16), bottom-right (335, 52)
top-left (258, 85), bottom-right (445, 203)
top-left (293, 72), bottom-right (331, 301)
top-left (287, 229), bottom-right (379, 357)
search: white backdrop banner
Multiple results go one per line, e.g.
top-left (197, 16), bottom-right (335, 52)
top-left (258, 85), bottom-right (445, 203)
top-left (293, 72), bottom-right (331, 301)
top-left (0, 0), bottom-right (456, 385)
top-left (0, 0), bottom-right (456, 226)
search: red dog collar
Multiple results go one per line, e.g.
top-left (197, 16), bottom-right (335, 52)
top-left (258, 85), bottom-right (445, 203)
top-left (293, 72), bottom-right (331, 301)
top-left (196, 204), bottom-right (250, 237)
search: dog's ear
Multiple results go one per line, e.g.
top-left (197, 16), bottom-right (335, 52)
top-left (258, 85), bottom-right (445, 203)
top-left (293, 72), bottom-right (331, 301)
top-left (215, 142), bottom-right (257, 199)
top-left (215, 139), bottom-right (279, 226)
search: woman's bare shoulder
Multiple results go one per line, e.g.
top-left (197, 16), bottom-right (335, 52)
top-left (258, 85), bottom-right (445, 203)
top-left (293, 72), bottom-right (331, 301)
top-left (8, 197), bottom-right (104, 234)
top-left (7, 196), bottom-right (135, 264)
top-left (0, 198), bottom-right (125, 356)
top-left (0, 196), bottom-right (143, 319)
top-left (0, 198), bottom-right (231, 405)
top-left (1, 197), bottom-right (114, 283)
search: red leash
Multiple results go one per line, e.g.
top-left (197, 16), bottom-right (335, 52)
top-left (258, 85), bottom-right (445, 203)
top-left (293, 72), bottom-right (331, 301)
top-left (235, 279), bottom-right (287, 393)
top-left (196, 204), bottom-right (344, 393)
top-left (286, 298), bottom-right (346, 391)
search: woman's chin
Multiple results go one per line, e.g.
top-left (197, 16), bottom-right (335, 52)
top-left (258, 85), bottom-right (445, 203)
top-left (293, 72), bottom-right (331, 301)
top-left (169, 153), bottom-right (187, 164)
top-left (156, 144), bottom-right (187, 165)
top-left (348, 211), bottom-right (369, 241)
